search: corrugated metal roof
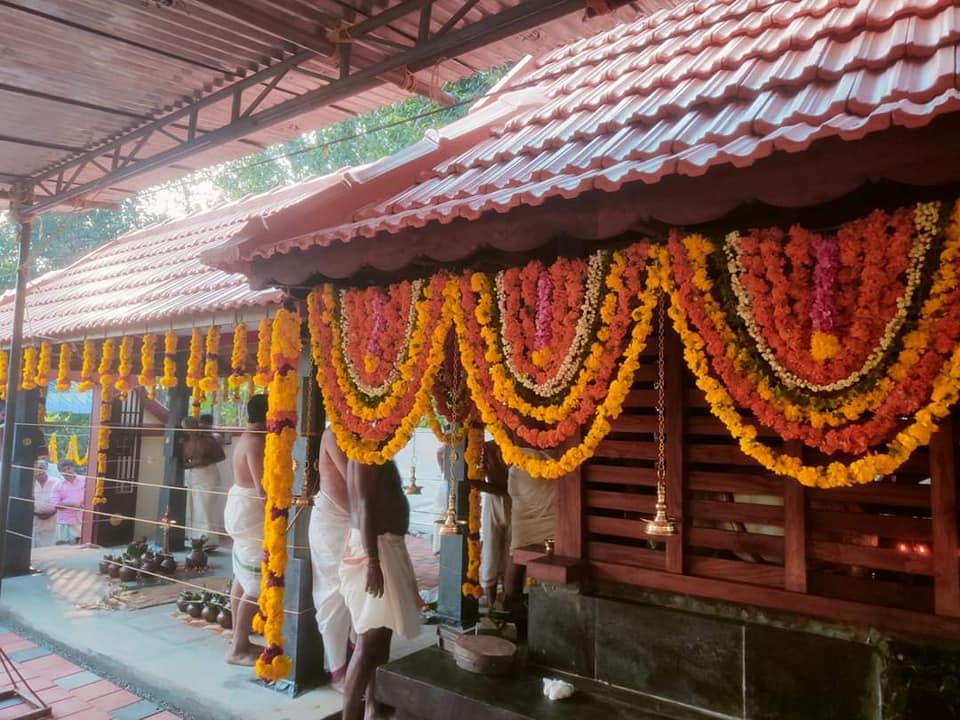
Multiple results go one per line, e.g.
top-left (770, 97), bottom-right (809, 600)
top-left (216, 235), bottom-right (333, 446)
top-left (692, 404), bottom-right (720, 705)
top-left (243, 0), bottom-right (960, 262)
top-left (0, 0), bottom-right (677, 211)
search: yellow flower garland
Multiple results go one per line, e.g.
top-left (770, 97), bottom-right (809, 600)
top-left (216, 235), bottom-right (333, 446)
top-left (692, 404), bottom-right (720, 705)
top-left (661, 248), bottom-right (960, 487)
top-left (199, 326), bottom-right (220, 394)
top-left (115, 336), bottom-right (135, 395)
top-left (64, 434), bottom-right (81, 466)
top-left (462, 424), bottom-right (483, 599)
top-left (35, 342), bottom-right (52, 390)
top-left (55, 343), bottom-right (72, 393)
top-left (138, 333), bottom-right (157, 399)
top-left (186, 328), bottom-right (203, 417)
top-left (451, 248), bottom-right (661, 479)
top-left (0, 350), bottom-right (7, 400)
top-left (309, 279), bottom-right (453, 464)
top-left (78, 340), bottom-right (97, 393)
top-left (98, 338), bottom-right (117, 387)
top-left (93, 383), bottom-right (111, 505)
top-left (254, 317), bottom-right (272, 388)
top-left (47, 432), bottom-right (58, 465)
top-left (675, 221), bottom-right (960, 430)
top-left (159, 331), bottom-right (178, 389)
top-left (20, 346), bottom-right (37, 391)
top-left (254, 307), bottom-right (301, 683)
top-left (228, 322), bottom-right (250, 397)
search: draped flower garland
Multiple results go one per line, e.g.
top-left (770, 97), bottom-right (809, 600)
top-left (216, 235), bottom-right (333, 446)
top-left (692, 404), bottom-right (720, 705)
top-left (462, 424), bottom-right (483, 599)
top-left (254, 307), bottom-right (300, 682)
top-left (307, 274), bottom-right (451, 464)
top-left (664, 199), bottom-right (960, 487)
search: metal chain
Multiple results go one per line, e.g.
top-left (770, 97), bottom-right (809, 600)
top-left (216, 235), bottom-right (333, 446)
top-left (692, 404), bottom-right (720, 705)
top-left (656, 291), bottom-right (667, 485)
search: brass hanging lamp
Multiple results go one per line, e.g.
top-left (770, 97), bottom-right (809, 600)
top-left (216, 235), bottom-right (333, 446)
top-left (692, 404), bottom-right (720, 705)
top-left (645, 292), bottom-right (678, 536)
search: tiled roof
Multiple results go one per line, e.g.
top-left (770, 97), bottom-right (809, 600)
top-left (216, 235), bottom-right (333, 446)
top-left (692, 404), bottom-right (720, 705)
top-left (0, 176), bottom-right (348, 344)
top-left (248, 0), bottom-right (960, 261)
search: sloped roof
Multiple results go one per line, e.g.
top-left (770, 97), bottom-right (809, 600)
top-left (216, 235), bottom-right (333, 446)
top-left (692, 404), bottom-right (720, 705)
top-left (237, 0), bottom-right (960, 277)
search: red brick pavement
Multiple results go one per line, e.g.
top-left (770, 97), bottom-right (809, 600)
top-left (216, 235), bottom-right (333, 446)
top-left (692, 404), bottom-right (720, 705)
top-left (406, 534), bottom-right (438, 593)
top-left (0, 631), bottom-right (179, 719)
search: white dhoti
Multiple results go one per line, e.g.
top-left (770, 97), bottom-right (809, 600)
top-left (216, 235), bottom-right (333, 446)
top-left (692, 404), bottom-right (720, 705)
top-left (508, 454), bottom-right (556, 552)
top-left (224, 485), bottom-right (263, 598)
top-left (309, 493), bottom-right (353, 674)
top-left (186, 465), bottom-right (221, 540)
top-left (480, 493), bottom-right (511, 588)
top-left (339, 529), bottom-right (422, 640)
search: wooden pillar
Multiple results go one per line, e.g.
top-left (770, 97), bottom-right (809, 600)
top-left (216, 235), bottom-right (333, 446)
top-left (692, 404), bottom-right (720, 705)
top-left (931, 418), bottom-right (960, 616)
top-left (554, 433), bottom-right (582, 560)
top-left (664, 325), bottom-right (685, 573)
top-left (783, 440), bottom-right (807, 593)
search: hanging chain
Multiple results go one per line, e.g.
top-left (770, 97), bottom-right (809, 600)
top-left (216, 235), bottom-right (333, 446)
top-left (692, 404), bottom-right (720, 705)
top-left (656, 290), bottom-right (667, 486)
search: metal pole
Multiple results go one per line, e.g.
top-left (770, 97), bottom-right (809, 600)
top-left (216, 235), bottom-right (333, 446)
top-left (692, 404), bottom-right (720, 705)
top-left (0, 184), bottom-right (32, 590)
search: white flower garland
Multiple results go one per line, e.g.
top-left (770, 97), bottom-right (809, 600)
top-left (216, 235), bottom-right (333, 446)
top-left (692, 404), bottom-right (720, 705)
top-left (337, 279), bottom-right (423, 398)
top-left (495, 250), bottom-right (606, 399)
top-left (724, 201), bottom-right (938, 393)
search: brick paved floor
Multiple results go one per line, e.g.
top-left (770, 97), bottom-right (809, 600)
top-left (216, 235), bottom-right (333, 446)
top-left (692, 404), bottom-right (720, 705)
top-left (0, 630), bottom-right (178, 720)
top-left (406, 533), bottom-right (438, 594)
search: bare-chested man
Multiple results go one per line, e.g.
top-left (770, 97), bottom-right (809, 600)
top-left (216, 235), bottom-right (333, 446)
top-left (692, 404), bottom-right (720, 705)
top-left (340, 460), bottom-right (422, 720)
top-left (472, 440), bottom-right (511, 608)
top-left (181, 413), bottom-right (226, 544)
top-left (308, 428), bottom-right (353, 689)
top-left (223, 394), bottom-right (267, 666)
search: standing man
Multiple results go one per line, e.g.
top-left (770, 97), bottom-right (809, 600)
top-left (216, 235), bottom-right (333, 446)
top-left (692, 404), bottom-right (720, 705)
top-left (472, 440), bottom-right (511, 609)
top-left (224, 394), bottom-right (266, 667)
top-left (181, 414), bottom-right (226, 544)
top-left (340, 460), bottom-right (422, 720)
top-left (308, 428), bottom-right (353, 690)
top-left (51, 460), bottom-right (85, 545)
top-left (32, 451), bottom-right (59, 548)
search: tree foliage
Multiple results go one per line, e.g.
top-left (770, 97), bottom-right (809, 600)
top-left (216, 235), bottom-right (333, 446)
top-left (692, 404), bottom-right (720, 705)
top-left (0, 68), bottom-right (507, 291)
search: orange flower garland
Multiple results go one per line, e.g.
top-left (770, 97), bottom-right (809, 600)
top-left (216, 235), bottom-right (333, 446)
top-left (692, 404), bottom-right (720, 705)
top-left (138, 333), bottom-right (157, 398)
top-left (199, 326), bottom-right (221, 394)
top-left (77, 340), bottom-right (97, 393)
top-left (20, 346), bottom-right (37, 391)
top-left (114, 336), bottom-right (135, 395)
top-left (55, 343), bottom-right (72, 393)
top-left (462, 423), bottom-right (483, 600)
top-left (0, 350), bottom-right (8, 400)
top-left (254, 306), bottom-right (301, 682)
top-left (159, 331), bottom-right (178, 389)
top-left (228, 322), bottom-right (250, 398)
top-left (98, 338), bottom-right (117, 388)
top-left (93, 383), bottom-right (112, 505)
top-left (186, 328), bottom-right (203, 417)
top-left (34, 342), bottom-right (52, 390)
top-left (254, 317), bottom-right (272, 388)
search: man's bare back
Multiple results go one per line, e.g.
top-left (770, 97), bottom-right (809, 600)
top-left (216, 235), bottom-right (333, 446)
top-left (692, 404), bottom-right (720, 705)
top-left (232, 425), bottom-right (264, 493)
top-left (318, 428), bottom-right (349, 512)
top-left (182, 417), bottom-right (226, 469)
top-left (346, 460), bottom-right (408, 538)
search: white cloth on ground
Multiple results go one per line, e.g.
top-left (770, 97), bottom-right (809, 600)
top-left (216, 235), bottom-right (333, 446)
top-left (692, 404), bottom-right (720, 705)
top-left (224, 484), bottom-right (263, 598)
top-left (339, 528), bottom-right (422, 639)
top-left (309, 492), bottom-right (353, 673)
top-left (186, 464), bottom-right (222, 539)
top-left (508, 450), bottom-right (556, 551)
top-left (33, 477), bottom-right (60, 548)
top-left (480, 493), bottom-right (511, 587)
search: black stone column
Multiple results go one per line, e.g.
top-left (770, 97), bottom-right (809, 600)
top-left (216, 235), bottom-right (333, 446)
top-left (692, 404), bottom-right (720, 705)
top-left (157, 352), bottom-right (189, 552)
top-left (435, 441), bottom-right (479, 628)
top-left (5, 388), bottom-right (42, 576)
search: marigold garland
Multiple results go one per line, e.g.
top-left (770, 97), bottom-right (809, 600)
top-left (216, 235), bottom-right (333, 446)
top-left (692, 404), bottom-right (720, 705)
top-left (254, 307), bottom-right (300, 682)
top-left (159, 331), bottom-right (178, 389)
top-left (98, 338), bottom-right (117, 388)
top-left (199, 326), bottom-right (221, 394)
top-left (254, 317), bottom-right (272, 388)
top-left (55, 343), bottom-right (72, 393)
top-left (138, 333), bottom-right (157, 399)
top-left (93, 383), bottom-right (112, 505)
top-left (20, 346), bottom-right (37, 391)
top-left (186, 328), bottom-right (203, 417)
top-left (77, 340), bottom-right (97, 393)
top-left (228, 322), bottom-right (250, 397)
top-left (64, 434), bottom-right (82, 466)
top-left (47, 432), bottom-right (58, 465)
top-left (115, 336), bottom-right (135, 395)
top-left (34, 342), bottom-right (52, 391)
top-left (0, 350), bottom-right (8, 400)
top-left (462, 423), bottom-right (483, 599)
top-left (661, 245), bottom-right (960, 487)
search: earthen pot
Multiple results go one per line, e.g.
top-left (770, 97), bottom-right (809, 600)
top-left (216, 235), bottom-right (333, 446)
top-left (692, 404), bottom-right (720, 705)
top-left (118, 564), bottom-right (137, 582)
top-left (107, 562), bottom-right (120, 579)
top-left (176, 596), bottom-right (189, 614)
top-left (217, 607), bottom-right (233, 630)
top-left (98, 559), bottom-right (109, 575)
top-left (160, 556), bottom-right (177, 575)
top-left (186, 602), bottom-right (203, 619)
top-left (201, 604), bottom-right (219, 624)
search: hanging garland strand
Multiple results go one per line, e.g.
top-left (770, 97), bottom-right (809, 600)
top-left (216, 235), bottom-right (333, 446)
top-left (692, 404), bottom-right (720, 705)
top-left (462, 423), bottom-right (483, 599)
top-left (254, 317), bottom-right (272, 388)
top-left (77, 340), bottom-right (98, 393)
top-left (64, 434), bottom-right (81, 466)
top-left (228, 321), bottom-right (250, 399)
top-left (55, 343), bottom-right (72, 393)
top-left (0, 350), bottom-right (7, 400)
top-left (254, 306), bottom-right (301, 682)
top-left (115, 336), bottom-right (136, 395)
top-left (138, 333), bottom-right (158, 399)
top-left (35, 342), bottom-right (53, 390)
top-left (200, 326), bottom-right (221, 395)
top-left (186, 327), bottom-right (203, 417)
top-left (20, 346), bottom-right (37, 391)
top-left (93, 383), bottom-right (113, 505)
top-left (159, 331), bottom-right (178, 389)
top-left (47, 432), bottom-right (59, 465)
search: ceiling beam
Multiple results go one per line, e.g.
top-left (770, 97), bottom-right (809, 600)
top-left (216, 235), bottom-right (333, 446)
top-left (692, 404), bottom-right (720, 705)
top-left (0, 134), bottom-right (86, 153)
top-left (0, 83), bottom-right (148, 120)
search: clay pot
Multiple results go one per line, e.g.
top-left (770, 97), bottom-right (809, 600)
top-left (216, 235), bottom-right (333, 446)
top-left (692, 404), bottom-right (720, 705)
top-left (143, 557), bottom-right (161, 574)
top-left (118, 564), bottom-right (137, 582)
top-left (107, 562), bottom-right (120, 579)
top-left (176, 596), bottom-right (189, 614)
top-left (98, 559), bottom-right (109, 575)
top-left (187, 539), bottom-right (208, 571)
top-left (216, 607), bottom-right (233, 630)
top-left (160, 556), bottom-right (177, 575)
top-left (201, 604), bottom-right (219, 624)
top-left (186, 602), bottom-right (203, 619)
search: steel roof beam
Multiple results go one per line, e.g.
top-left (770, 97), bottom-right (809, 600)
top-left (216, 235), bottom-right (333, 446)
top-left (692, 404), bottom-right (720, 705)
top-left (25, 0), bottom-right (605, 216)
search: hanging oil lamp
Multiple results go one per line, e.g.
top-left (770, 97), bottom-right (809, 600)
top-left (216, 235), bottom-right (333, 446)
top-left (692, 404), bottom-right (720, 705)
top-left (645, 293), bottom-right (678, 536)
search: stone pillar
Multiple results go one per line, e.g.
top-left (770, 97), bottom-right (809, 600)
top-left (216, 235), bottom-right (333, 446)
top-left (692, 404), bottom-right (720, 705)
top-left (157, 353), bottom-right (190, 552)
top-left (5, 388), bottom-right (42, 576)
top-left (435, 440), bottom-right (478, 629)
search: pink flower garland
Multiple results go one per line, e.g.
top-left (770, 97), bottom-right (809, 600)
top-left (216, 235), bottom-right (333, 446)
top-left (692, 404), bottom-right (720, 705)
top-left (811, 233), bottom-right (840, 360)
top-left (532, 269), bottom-right (553, 368)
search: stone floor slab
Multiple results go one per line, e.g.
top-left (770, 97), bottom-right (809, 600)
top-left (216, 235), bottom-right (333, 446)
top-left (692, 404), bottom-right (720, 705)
top-left (55, 670), bottom-right (102, 690)
top-left (7, 647), bottom-right (51, 663)
top-left (111, 699), bottom-right (162, 720)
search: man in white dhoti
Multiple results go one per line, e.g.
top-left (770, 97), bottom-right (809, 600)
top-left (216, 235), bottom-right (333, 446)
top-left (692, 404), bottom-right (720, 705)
top-left (224, 394), bottom-right (266, 667)
top-left (308, 428), bottom-right (353, 689)
top-left (504, 448), bottom-right (555, 622)
top-left (32, 454), bottom-right (59, 548)
top-left (341, 459), bottom-right (421, 720)
top-left (181, 414), bottom-right (226, 545)
top-left (468, 440), bottom-right (510, 608)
